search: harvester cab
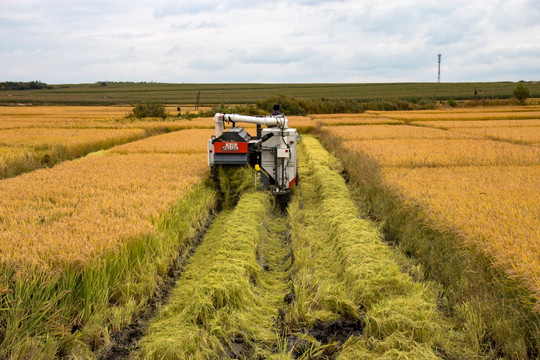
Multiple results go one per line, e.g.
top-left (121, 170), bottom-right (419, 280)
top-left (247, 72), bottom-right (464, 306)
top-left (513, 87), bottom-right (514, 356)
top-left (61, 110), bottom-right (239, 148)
top-left (208, 113), bottom-right (300, 198)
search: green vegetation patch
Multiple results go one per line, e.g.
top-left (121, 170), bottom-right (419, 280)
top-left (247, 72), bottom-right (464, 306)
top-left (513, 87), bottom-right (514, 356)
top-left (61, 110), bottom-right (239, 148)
top-left (3, 82), bottom-right (540, 106)
top-left (137, 191), bottom-right (293, 359)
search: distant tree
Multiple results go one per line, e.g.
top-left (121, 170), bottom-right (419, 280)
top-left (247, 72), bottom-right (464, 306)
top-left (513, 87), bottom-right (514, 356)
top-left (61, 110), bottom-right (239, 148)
top-left (513, 82), bottom-right (530, 104)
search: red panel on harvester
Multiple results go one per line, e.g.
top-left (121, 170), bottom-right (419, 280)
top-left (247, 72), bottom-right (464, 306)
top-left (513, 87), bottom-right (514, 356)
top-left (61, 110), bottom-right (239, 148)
top-left (214, 141), bottom-right (248, 154)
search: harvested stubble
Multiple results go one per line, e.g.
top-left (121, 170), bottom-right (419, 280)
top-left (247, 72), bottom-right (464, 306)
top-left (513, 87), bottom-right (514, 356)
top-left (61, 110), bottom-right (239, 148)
top-left (342, 138), bottom-right (540, 167)
top-left (111, 128), bottom-right (214, 154)
top-left (325, 124), bottom-right (477, 141)
top-left (288, 137), bottom-right (476, 359)
top-left (137, 191), bottom-right (292, 359)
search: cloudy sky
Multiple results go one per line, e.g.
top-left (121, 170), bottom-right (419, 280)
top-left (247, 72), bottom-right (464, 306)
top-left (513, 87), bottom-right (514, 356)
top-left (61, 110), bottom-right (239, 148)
top-left (1, 0), bottom-right (539, 84)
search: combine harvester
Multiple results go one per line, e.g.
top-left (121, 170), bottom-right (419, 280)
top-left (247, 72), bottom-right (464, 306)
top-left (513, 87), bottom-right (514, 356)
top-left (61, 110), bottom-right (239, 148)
top-left (207, 112), bottom-right (300, 203)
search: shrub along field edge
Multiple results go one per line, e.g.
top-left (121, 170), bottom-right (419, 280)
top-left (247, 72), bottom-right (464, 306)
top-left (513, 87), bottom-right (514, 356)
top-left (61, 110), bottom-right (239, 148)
top-left (0, 183), bottom-right (217, 359)
top-left (319, 131), bottom-right (540, 358)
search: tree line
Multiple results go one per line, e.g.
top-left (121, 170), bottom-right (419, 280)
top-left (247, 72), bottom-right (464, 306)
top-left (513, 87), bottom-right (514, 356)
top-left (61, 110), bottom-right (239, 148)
top-left (0, 81), bottom-right (52, 90)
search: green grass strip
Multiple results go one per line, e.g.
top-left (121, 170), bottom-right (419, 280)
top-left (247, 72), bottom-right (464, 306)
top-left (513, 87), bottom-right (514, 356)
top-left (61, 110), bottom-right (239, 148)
top-left (137, 191), bottom-right (293, 359)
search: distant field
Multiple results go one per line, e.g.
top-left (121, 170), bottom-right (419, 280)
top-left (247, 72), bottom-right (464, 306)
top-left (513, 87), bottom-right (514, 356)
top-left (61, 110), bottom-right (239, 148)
top-left (2, 82), bottom-right (540, 105)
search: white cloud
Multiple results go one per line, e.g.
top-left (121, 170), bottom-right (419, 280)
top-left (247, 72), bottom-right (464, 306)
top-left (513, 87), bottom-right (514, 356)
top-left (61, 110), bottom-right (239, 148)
top-left (1, 0), bottom-right (539, 83)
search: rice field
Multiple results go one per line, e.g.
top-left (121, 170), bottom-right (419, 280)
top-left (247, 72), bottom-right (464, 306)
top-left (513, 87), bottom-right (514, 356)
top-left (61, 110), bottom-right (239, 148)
top-left (382, 165), bottom-right (540, 303)
top-left (325, 124), bottom-right (478, 140)
top-left (341, 138), bottom-right (540, 167)
top-left (0, 128), bottom-right (146, 147)
top-left (111, 128), bottom-right (214, 154)
top-left (0, 106), bottom-right (215, 179)
top-left (1, 104), bottom-right (540, 359)
top-left (412, 119), bottom-right (540, 128)
top-left (450, 126), bottom-right (540, 146)
top-left (321, 104), bottom-right (540, 357)
top-left (0, 152), bottom-right (207, 271)
top-left (371, 106), bottom-right (540, 121)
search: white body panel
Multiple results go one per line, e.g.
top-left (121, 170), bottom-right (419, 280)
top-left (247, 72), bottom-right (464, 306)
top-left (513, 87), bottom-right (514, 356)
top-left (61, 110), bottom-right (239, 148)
top-left (260, 128), bottom-right (298, 191)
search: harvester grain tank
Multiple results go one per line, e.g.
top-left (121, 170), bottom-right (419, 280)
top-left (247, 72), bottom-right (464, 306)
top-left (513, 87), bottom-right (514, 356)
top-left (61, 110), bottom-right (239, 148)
top-left (208, 113), bottom-right (300, 198)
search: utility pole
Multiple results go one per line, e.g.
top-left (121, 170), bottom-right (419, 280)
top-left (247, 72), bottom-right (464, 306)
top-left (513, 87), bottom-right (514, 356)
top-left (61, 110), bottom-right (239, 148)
top-left (437, 54), bottom-right (442, 83)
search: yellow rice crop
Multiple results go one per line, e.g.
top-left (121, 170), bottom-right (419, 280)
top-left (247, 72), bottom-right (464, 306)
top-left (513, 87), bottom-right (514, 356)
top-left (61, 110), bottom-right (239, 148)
top-left (325, 124), bottom-right (477, 141)
top-left (382, 165), bottom-right (540, 307)
top-left (111, 129), bottom-right (214, 154)
top-left (450, 126), bottom-right (540, 146)
top-left (412, 119), bottom-right (540, 129)
top-left (375, 109), bottom-right (540, 122)
top-left (0, 151), bottom-right (207, 272)
top-left (369, 105), bottom-right (540, 114)
top-left (343, 138), bottom-right (540, 167)
top-left (0, 128), bottom-right (146, 148)
top-left (288, 114), bottom-right (404, 128)
top-left (0, 106), bottom-right (215, 130)
top-left (0, 106), bottom-right (130, 124)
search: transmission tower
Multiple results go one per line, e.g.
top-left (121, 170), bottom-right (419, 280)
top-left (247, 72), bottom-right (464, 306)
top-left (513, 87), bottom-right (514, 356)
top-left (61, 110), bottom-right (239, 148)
top-left (437, 54), bottom-right (442, 83)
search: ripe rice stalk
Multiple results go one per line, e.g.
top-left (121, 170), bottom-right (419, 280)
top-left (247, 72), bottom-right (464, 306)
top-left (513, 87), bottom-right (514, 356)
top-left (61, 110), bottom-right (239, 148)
top-left (383, 165), bottom-right (540, 307)
top-left (0, 183), bottom-right (217, 359)
top-left (412, 119), bottom-right (540, 129)
top-left (450, 126), bottom-right (540, 146)
top-left (324, 124), bottom-right (477, 141)
top-left (111, 128), bottom-right (214, 154)
top-left (0, 128), bottom-right (149, 178)
top-left (0, 128), bottom-right (146, 147)
top-left (0, 152), bottom-right (208, 272)
top-left (342, 138), bottom-right (540, 167)
top-left (370, 108), bottom-right (540, 122)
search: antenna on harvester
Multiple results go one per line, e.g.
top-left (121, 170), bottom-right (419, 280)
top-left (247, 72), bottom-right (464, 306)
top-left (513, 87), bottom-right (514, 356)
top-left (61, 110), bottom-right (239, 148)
top-left (437, 54), bottom-right (442, 83)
